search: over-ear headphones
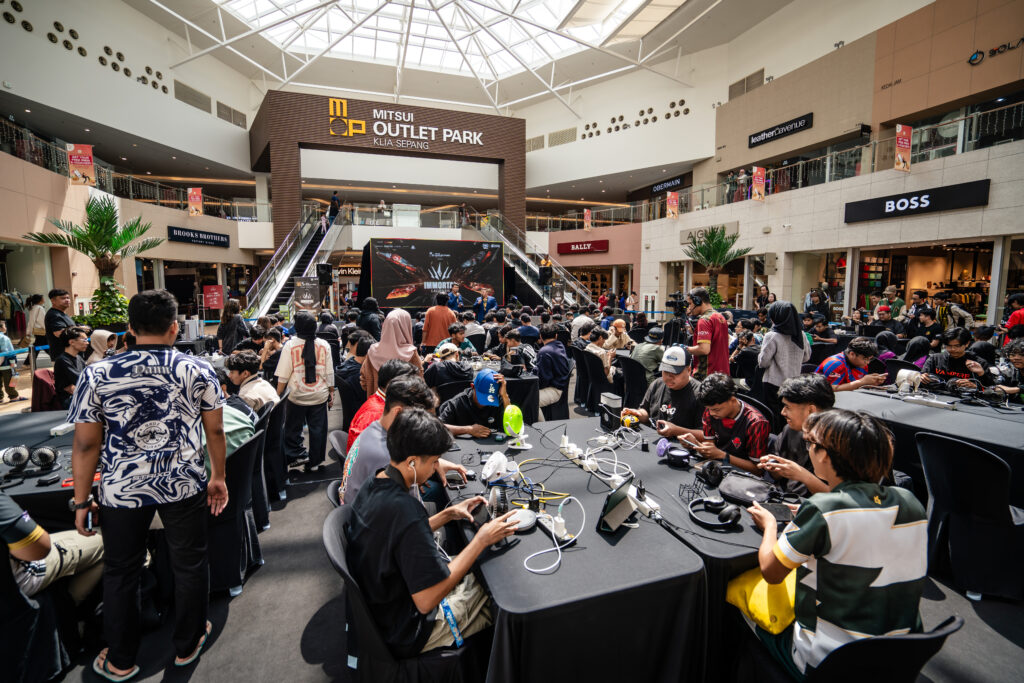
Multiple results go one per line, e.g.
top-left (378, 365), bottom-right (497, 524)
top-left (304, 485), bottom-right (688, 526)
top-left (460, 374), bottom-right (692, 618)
top-left (689, 496), bottom-right (741, 529)
top-left (687, 288), bottom-right (704, 307)
top-left (697, 460), bottom-right (725, 488)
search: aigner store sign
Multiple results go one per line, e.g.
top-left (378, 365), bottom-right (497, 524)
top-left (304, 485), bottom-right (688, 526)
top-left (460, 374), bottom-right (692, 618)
top-left (844, 180), bottom-right (990, 223)
top-left (557, 240), bottom-right (609, 255)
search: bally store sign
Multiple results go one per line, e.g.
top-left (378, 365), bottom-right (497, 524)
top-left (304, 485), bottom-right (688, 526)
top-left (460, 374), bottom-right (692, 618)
top-left (557, 240), bottom-right (609, 255)
top-left (844, 180), bottom-right (990, 223)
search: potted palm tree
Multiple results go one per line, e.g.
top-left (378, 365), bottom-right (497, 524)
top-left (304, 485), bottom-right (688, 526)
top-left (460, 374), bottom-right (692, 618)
top-left (682, 225), bottom-right (751, 307)
top-left (24, 195), bottom-right (163, 329)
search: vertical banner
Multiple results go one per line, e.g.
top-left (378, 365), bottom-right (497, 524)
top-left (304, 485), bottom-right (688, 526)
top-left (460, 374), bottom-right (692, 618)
top-left (583, 208), bottom-right (592, 232)
top-left (666, 191), bottom-right (679, 218)
top-left (66, 144), bottom-right (95, 185)
top-left (751, 167), bottom-right (766, 201)
top-left (187, 187), bottom-right (203, 217)
top-left (202, 284), bottom-right (225, 310)
top-left (894, 124), bottom-right (912, 171)
top-left (293, 276), bottom-right (323, 315)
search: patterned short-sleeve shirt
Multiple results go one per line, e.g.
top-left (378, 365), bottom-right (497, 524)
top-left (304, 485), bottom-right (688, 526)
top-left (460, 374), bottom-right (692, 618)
top-left (816, 352), bottom-right (865, 387)
top-left (67, 345), bottom-right (225, 508)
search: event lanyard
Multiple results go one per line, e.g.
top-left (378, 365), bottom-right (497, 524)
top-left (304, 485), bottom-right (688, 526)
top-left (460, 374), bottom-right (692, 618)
top-left (439, 598), bottom-right (464, 647)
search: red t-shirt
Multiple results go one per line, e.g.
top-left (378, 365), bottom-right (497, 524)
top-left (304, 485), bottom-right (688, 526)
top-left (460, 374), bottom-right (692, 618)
top-left (693, 310), bottom-right (730, 379)
top-left (1005, 308), bottom-right (1024, 345)
top-left (346, 392), bottom-right (385, 453)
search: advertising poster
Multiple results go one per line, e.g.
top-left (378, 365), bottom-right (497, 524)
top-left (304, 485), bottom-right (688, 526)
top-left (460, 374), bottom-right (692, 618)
top-left (894, 124), bottom-right (912, 171)
top-left (66, 144), bottom-right (95, 186)
top-left (666, 191), bottom-right (679, 218)
top-left (293, 276), bottom-right (322, 315)
top-left (583, 208), bottom-right (592, 231)
top-left (751, 167), bottom-right (766, 201)
top-left (369, 238), bottom-right (504, 307)
top-left (187, 187), bottom-right (203, 217)
top-left (202, 284), bottom-right (225, 310)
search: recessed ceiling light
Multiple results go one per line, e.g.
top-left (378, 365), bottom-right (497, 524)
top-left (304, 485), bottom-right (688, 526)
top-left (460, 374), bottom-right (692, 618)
top-left (132, 143), bottom-right (137, 147)
top-left (84, 128), bottom-right (90, 132)
top-left (204, 167), bottom-right (209, 170)
top-left (601, 189), bottom-right (605, 193)
top-left (24, 109), bottom-right (30, 113)
top-left (599, 180), bottom-right (603, 183)
top-left (171, 156), bottom-right (176, 159)
top-left (145, 171), bottom-right (151, 175)
top-left (120, 156), bottom-right (127, 161)
top-left (662, 169), bottom-right (666, 172)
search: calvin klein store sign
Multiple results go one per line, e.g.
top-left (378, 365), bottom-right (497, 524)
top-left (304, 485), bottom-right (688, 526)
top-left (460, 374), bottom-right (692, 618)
top-left (844, 180), bottom-right (990, 223)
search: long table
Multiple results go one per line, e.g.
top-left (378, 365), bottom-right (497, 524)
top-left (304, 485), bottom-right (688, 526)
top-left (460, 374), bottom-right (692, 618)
top-left (0, 411), bottom-right (79, 531)
top-left (836, 389), bottom-right (1024, 504)
top-left (452, 418), bottom-right (772, 682)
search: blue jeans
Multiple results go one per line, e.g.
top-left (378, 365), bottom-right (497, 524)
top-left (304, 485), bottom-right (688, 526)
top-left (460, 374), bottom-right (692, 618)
top-left (283, 399), bottom-right (328, 467)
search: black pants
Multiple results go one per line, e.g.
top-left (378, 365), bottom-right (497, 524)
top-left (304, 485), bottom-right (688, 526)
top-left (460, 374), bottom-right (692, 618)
top-left (283, 399), bottom-right (328, 467)
top-left (100, 490), bottom-right (209, 669)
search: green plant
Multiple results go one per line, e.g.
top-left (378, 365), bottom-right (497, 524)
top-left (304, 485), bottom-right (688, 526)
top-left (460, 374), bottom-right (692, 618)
top-left (682, 225), bottom-right (751, 301)
top-left (25, 195), bottom-right (162, 323)
top-left (708, 290), bottom-right (724, 309)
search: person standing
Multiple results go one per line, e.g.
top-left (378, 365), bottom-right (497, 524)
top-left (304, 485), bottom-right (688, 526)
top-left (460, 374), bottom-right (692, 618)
top-left (216, 299), bottom-right (249, 355)
top-left (423, 293), bottom-right (457, 351)
top-left (447, 284), bottom-right (464, 311)
top-left (277, 312), bottom-right (334, 473)
top-left (44, 288), bottom-right (75, 360)
top-left (0, 320), bottom-right (26, 403)
top-left (67, 289), bottom-right (229, 680)
top-left (684, 287), bottom-right (730, 380)
top-left (329, 191), bottom-right (341, 224)
top-left (24, 293), bottom-right (45, 367)
top-left (757, 301), bottom-right (811, 424)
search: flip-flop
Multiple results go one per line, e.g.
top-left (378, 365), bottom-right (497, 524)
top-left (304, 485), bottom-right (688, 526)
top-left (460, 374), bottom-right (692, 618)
top-left (92, 649), bottom-right (139, 682)
top-left (175, 620), bottom-right (212, 666)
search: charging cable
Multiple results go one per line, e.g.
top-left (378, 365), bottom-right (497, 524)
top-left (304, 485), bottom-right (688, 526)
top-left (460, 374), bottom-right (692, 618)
top-left (523, 496), bottom-right (586, 575)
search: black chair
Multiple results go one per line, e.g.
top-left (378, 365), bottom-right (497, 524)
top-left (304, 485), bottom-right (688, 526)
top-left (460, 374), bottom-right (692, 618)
top-left (436, 380), bottom-right (472, 406)
top-left (627, 327), bottom-right (648, 344)
top-left (916, 433), bottom-right (1024, 600)
top-left (541, 358), bottom-right (574, 421)
top-left (263, 394), bottom-right (289, 502)
top-left (467, 333), bottom-right (486, 354)
top-left (809, 343), bottom-right (834, 366)
top-left (801, 363), bottom-right (819, 374)
top-left (738, 393), bottom-right (777, 434)
top-left (326, 479), bottom-right (341, 508)
top-left (618, 356), bottom-right (648, 409)
top-left (568, 346), bottom-right (591, 408)
top-left (336, 378), bottom-right (365, 433)
top-left (580, 349), bottom-right (615, 413)
top-left (247, 426), bottom-right (271, 532)
top-left (209, 429), bottom-right (264, 596)
top-left (322, 506), bottom-right (484, 682)
top-left (731, 348), bottom-right (760, 387)
top-left (555, 329), bottom-right (570, 348)
top-left (857, 324), bottom-right (885, 338)
top-left (884, 359), bottom-right (922, 385)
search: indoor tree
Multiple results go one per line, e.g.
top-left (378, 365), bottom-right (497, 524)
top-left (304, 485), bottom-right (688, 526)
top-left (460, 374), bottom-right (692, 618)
top-left (24, 195), bottom-right (163, 325)
top-left (682, 225), bottom-right (752, 306)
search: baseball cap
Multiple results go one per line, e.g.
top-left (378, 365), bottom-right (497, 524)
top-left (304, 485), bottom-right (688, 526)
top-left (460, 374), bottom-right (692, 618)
top-left (474, 368), bottom-right (500, 406)
top-left (877, 305), bottom-right (891, 313)
top-left (645, 327), bottom-right (664, 343)
top-left (658, 346), bottom-right (692, 374)
top-left (435, 342), bottom-right (459, 360)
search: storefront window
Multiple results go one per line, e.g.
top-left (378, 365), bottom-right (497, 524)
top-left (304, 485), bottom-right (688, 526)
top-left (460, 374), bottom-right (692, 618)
top-left (136, 258), bottom-right (155, 293)
top-left (163, 261), bottom-right (220, 317)
top-left (691, 259), bottom-right (746, 308)
top-left (568, 266), bottom-right (631, 305)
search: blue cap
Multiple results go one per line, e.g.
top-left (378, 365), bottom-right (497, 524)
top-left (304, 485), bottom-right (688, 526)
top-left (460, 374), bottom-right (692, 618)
top-left (474, 368), bottom-right (500, 406)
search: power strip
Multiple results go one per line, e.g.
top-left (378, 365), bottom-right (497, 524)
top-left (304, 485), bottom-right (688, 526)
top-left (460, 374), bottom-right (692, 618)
top-left (902, 395), bottom-right (957, 410)
top-left (537, 514), bottom-right (576, 546)
top-left (628, 486), bottom-right (661, 517)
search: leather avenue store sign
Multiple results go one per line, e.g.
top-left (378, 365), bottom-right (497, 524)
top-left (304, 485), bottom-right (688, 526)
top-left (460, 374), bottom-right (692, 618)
top-left (748, 113), bottom-right (813, 148)
top-left (968, 35), bottom-right (1023, 65)
top-left (557, 240), bottom-right (609, 254)
top-left (843, 180), bottom-right (990, 223)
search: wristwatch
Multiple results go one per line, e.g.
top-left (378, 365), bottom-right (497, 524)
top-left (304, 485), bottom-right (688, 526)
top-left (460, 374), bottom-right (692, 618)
top-left (68, 494), bottom-right (94, 511)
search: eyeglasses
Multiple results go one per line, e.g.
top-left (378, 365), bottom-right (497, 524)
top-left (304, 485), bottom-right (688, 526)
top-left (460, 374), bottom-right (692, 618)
top-left (803, 436), bottom-right (826, 452)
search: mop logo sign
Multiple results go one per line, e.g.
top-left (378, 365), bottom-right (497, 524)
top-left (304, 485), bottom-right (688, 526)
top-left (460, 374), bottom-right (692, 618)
top-left (328, 99), bottom-right (366, 137)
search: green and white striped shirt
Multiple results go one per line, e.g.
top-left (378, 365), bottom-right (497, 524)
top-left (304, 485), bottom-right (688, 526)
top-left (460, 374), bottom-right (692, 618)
top-left (773, 481), bottom-right (927, 673)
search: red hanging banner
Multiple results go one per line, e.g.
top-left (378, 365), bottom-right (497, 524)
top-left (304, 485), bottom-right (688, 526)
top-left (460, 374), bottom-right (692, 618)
top-left (751, 167), bottom-right (766, 201)
top-left (666, 191), bottom-right (679, 218)
top-left (894, 124), bottom-right (912, 172)
top-left (583, 208), bottom-right (592, 231)
top-left (188, 187), bottom-right (203, 216)
top-left (66, 144), bottom-right (95, 186)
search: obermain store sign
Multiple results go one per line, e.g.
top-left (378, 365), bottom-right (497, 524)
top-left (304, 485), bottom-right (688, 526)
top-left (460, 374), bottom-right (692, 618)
top-left (843, 180), bottom-right (990, 223)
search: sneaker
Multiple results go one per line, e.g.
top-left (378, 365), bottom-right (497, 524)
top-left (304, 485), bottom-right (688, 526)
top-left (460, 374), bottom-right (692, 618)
top-left (304, 463), bottom-right (323, 474)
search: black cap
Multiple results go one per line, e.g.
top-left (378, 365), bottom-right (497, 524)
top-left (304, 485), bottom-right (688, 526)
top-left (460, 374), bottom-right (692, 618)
top-left (645, 327), bottom-right (664, 343)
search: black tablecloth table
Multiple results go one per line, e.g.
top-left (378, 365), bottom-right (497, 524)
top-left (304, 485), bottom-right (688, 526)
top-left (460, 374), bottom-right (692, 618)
top-left (453, 419), bottom-right (707, 683)
top-left (0, 411), bottom-right (80, 531)
top-left (836, 389), bottom-right (1024, 504)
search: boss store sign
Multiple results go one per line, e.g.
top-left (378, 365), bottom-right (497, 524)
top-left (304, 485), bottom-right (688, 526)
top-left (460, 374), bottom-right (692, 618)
top-left (557, 239), bottom-right (609, 254)
top-left (844, 180), bottom-right (990, 223)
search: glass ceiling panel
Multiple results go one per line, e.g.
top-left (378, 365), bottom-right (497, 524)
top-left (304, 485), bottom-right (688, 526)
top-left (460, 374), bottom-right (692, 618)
top-left (215, 0), bottom-right (637, 79)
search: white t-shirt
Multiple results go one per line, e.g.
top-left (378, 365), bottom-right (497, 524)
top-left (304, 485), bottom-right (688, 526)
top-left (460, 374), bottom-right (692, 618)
top-left (275, 337), bottom-right (334, 406)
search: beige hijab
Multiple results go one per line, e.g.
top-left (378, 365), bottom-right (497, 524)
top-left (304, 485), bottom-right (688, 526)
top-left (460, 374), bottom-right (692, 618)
top-left (87, 329), bottom-right (115, 365)
top-left (366, 309), bottom-right (418, 370)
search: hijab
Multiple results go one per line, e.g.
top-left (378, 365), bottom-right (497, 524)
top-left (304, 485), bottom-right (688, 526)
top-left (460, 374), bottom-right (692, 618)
top-left (767, 301), bottom-right (804, 347)
top-left (367, 308), bottom-right (418, 370)
top-left (875, 331), bottom-right (898, 354)
top-left (902, 336), bottom-right (931, 365)
top-left (87, 329), bottom-right (115, 365)
top-left (294, 312), bottom-right (318, 384)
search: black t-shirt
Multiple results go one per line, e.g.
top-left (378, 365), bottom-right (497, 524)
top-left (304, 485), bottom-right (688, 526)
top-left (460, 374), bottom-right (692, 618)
top-left (922, 351), bottom-right (993, 386)
top-left (769, 426), bottom-right (817, 497)
top-left (438, 388), bottom-right (502, 430)
top-left (53, 353), bottom-right (85, 397)
top-left (813, 327), bottom-right (836, 340)
top-left (43, 308), bottom-right (74, 358)
top-left (877, 318), bottom-right (905, 336)
top-left (232, 338), bottom-right (264, 354)
top-left (919, 322), bottom-right (944, 345)
top-left (336, 357), bottom-right (365, 400)
top-left (345, 474), bottom-right (450, 657)
top-left (262, 349), bottom-right (281, 383)
top-left (639, 378), bottom-right (703, 430)
top-left (423, 360), bottom-right (473, 388)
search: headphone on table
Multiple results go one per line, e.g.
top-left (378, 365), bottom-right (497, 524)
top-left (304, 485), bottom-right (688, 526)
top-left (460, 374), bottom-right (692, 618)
top-left (696, 460), bottom-right (725, 488)
top-left (688, 495), bottom-right (742, 529)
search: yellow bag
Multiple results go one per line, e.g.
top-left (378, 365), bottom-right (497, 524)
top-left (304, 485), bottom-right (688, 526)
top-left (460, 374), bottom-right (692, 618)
top-left (726, 567), bottom-right (796, 634)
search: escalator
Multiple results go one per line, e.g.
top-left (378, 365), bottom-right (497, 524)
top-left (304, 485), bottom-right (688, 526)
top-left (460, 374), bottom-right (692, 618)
top-left (244, 207), bottom-right (326, 319)
top-left (270, 228), bottom-right (326, 312)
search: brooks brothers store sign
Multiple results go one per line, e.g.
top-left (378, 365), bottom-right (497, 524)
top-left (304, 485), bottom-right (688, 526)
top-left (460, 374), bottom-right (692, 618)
top-left (843, 180), bottom-right (990, 223)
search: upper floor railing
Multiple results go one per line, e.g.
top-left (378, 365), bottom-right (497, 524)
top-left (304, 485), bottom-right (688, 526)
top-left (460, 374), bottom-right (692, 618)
top-left (526, 99), bottom-right (1024, 231)
top-left (0, 116), bottom-right (271, 221)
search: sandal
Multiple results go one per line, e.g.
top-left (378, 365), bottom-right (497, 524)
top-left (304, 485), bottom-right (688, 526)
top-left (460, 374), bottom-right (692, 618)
top-left (92, 649), bottom-right (139, 682)
top-left (175, 620), bottom-right (212, 666)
